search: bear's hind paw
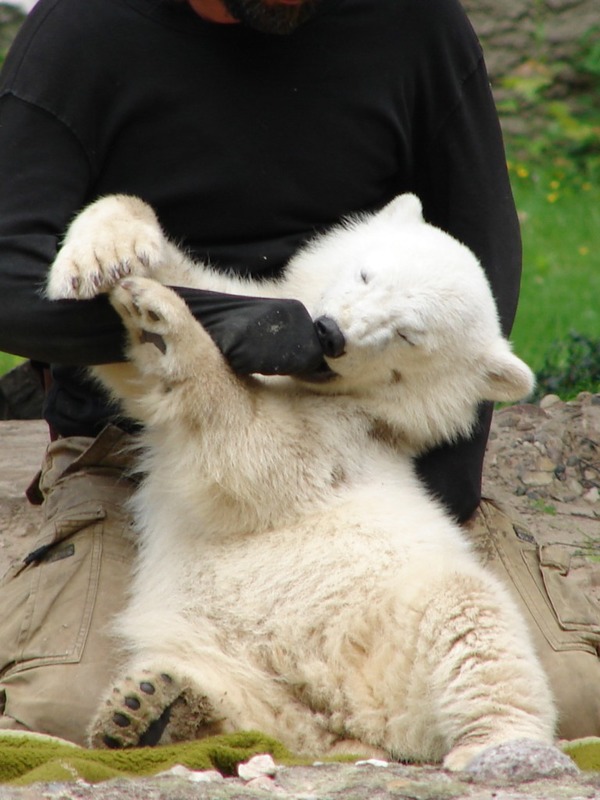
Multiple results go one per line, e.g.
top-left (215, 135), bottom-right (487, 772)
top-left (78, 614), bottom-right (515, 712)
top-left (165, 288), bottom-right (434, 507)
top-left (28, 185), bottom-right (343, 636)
top-left (88, 668), bottom-right (222, 749)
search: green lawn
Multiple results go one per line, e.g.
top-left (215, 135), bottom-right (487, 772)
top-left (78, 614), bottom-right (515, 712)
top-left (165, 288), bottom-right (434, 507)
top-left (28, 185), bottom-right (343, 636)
top-left (0, 352), bottom-right (23, 375)
top-left (509, 157), bottom-right (600, 374)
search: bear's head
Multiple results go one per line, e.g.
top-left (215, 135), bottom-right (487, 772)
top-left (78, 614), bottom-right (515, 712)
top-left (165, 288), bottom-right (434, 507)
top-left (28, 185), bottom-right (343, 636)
top-left (290, 194), bottom-right (534, 453)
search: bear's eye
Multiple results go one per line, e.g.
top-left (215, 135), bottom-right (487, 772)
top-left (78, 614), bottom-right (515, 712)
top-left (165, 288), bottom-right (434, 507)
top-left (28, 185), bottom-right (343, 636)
top-left (360, 270), bottom-right (370, 284)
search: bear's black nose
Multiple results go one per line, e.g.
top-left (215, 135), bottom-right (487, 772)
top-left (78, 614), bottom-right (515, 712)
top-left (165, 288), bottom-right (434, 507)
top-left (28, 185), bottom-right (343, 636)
top-left (314, 316), bottom-right (346, 358)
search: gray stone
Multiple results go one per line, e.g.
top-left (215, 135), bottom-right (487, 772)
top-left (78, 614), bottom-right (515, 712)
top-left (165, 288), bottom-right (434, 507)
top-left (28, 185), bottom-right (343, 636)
top-left (482, 393), bottom-right (599, 550)
top-left (0, 759), bottom-right (598, 800)
top-left (465, 739), bottom-right (580, 784)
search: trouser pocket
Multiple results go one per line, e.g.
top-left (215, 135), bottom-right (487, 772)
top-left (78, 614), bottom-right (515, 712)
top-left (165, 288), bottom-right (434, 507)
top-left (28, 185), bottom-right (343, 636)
top-left (466, 498), bottom-right (600, 738)
top-left (0, 504), bottom-right (106, 674)
top-left (521, 543), bottom-right (600, 653)
top-left (0, 497), bottom-right (135, 744)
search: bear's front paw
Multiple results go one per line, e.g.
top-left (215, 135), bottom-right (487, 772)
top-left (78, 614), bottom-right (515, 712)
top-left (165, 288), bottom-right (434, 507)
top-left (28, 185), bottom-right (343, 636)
top-left (47, 196), bottom-right (165, 300)
top-left (109, 276), bottom-right (194, 363)
top-left (89, 668), bottom-right (222, 749)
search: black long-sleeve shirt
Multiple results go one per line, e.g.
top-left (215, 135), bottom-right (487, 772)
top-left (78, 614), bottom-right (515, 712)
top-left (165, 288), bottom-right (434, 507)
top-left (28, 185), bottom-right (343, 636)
top-left (0, 0), bottom-right (521, 520)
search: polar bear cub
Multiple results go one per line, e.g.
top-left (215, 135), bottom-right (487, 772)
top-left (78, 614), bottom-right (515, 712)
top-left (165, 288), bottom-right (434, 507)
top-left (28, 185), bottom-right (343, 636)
top-left (48, 194), bottom-right (558, 771)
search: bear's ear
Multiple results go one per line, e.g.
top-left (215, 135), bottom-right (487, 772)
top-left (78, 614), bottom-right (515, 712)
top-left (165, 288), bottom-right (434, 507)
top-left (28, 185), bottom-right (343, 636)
top-left (481, 344), bottom-right (535, 402)
top-left (380, 193), bottom-right (424, 224)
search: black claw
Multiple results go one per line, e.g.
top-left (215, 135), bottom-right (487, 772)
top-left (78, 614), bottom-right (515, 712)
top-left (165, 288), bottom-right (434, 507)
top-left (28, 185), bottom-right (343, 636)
top-left (161, 673), bottom-right (173, 683)
top-left (103, 735), bottom-right (123, 749)
top-left (112, 712), bottom-right (131, 728)
top-left (140, 681), bottom-right (156, 695)
top-left (124, 696), bottom-right (141, 711)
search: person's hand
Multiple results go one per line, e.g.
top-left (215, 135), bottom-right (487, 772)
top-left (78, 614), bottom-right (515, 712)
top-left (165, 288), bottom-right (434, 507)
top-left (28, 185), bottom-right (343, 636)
top-left (176, 288), bottom-right (327, 376)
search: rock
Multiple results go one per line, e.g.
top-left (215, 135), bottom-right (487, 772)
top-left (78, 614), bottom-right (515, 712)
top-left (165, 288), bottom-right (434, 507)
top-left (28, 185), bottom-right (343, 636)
top-left (465, 739), bottom-right (580, 784)
top-left (244, 774), bottom-right (283, 793)
top-left (520, 470), bottom-right (554, 487)
top-left (462, 0), bottom-right (599, 84)
top-left (540, 394), bottom-right (562, 410)
top-left (1, 759), bottom-right (597, 800)
top-left (482, 393), bottom-right (599, 550)
top-left (583, 487), bottom-right (599, 504)
top-left (157, 765), bottom-right (224, 782)
top-left (238, 754), bottom-right (278, 780)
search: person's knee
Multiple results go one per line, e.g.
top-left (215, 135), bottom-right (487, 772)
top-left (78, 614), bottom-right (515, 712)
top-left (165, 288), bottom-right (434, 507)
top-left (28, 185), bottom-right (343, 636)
top-left (464, 498), bottom-right (600, 738)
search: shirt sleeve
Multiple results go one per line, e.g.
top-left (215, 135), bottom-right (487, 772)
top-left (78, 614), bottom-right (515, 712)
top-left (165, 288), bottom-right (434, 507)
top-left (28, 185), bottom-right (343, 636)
top-left (414, 56), bottom-right (522, 336)
top-left (0, 94), bottom-right (321, 373)
top-left (0, 93), bottom-right (130, 365)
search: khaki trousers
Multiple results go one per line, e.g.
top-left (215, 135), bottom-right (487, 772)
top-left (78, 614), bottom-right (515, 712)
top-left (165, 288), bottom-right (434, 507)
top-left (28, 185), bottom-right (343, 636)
top-left (0, 428), bottom-right (598, 745)
top-left (465, 498), bottom-right (600, 739)
top-left (0, 426), bottom-right (137, 745)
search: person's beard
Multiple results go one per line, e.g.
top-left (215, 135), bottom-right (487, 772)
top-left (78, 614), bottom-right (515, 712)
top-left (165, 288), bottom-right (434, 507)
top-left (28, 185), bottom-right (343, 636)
top-left (222, 0), bottom-right (322, 34)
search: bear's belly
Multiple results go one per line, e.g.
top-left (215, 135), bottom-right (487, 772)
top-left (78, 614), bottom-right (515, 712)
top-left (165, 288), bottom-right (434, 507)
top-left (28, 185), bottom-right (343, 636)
top-left (136, 493), bottom-right (471, 643)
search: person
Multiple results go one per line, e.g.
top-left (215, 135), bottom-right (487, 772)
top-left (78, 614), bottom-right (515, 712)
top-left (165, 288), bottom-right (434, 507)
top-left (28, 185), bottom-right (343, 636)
top-left (0, 0), bottom-right (597, 747)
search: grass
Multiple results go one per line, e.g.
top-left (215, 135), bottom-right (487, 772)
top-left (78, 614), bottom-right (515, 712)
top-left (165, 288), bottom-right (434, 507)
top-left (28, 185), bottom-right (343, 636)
top-left (0, 352), bottom-right (23, 375)
top-left (508, 156), bottom-right (600, 375)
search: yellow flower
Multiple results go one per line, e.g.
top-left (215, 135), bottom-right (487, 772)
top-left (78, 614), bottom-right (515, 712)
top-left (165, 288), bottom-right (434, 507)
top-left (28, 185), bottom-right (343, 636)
top-left (578, 246), bottom-right (589, 256)
top-left (582, 182), bottom-right (592, 191)
top-left (516, 166), bottom-right (529, 178)
top-left (550, 180), bottom-right (560, 190)
top-left (547, 192), bottom-right (559, 203)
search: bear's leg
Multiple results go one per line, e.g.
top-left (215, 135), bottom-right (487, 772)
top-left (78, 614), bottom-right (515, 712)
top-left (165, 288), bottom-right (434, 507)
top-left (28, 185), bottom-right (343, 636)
top-left (403, 568), bottom-right (565, 774)
top-left (295, 569), bottom-right (558, 772)
top-left (89, 651), bottom-right (339, 753)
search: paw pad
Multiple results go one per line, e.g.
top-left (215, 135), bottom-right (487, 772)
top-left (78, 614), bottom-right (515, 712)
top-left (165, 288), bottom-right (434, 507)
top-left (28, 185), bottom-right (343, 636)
top-left (90, 668), bottom-right (224, 749)
top-left (89, 669), bottom-right (181, 749)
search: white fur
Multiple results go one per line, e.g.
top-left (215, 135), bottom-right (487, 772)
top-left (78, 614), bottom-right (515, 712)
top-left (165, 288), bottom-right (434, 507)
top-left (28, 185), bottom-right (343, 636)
top-left (48, 194), bottom-right (555, 769)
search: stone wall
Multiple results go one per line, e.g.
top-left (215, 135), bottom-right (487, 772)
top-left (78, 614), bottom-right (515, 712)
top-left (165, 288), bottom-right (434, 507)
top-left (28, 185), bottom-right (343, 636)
top-left (462, 0), bottom-right (599, 85)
